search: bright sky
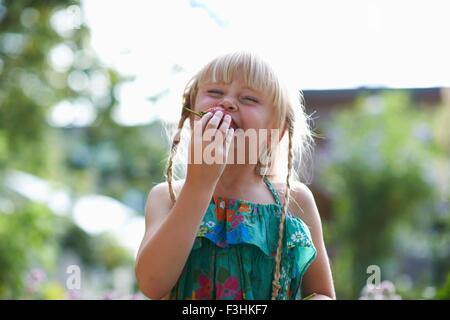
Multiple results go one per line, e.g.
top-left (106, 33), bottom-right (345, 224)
top-left (79, 0), bottom-right (450, 125)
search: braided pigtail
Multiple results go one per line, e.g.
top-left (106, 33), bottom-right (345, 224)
top-left (271, 119), bottom-right (294, 300)
top-left (165, 113), bottom-right (188, 204)
top-left (164, 78), bottom-right (198, 204)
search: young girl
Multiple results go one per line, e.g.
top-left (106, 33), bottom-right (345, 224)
top-left (135, 52), bottom-right (335, 300)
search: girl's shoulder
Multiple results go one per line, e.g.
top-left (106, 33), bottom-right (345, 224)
top-left (270, 180), bottom-right (316, 221)
top-left (269, 180), bottom-right (312, 202)
top-left (148, 179), bottom-right (186, 203)
top-left (143, 180), bottom-right (187, 244)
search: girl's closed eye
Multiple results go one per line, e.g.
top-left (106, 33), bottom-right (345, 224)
top-left (207, 90), bottom-right (259, 103)
top-left (207, 90), bottom-right (223, 97)
top-left (242, 96), bottom-right (259, 103)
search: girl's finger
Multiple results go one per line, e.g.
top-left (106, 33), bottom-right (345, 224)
top-left (200, 111), bottom-right (214, 131)
top-left (217, 114), bottom-right (232, 138)
top-left (193, 111), bottom-right (213, 136)
top-left (224, 127), bottom-right (235, 150)
top-left (205, 110), bottom-right (224, 137)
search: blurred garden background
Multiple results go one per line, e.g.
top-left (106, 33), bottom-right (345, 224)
top-left (0, 0), bottom-right (449, 299)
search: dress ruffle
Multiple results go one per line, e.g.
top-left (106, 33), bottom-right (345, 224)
top-left (192, 195), bottom-right (316, 281)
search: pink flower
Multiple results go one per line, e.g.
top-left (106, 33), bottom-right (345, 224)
top-left (216, 276), bottom-right (242, 300)
top-left (195, 274), bottom-right (213, 299)
top-left (229, 213), bottom-right (244, 228)
top-left (25, 268), bottom-right (46, 294)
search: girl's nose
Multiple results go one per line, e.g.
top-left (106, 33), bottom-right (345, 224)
top-left (218, 98), bottom-right (238, 112)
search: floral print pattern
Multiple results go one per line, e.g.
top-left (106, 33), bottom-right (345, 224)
top-left (216, 275), bottom-right (242, 300)
top-left (194, 274), bottom-right (213, 299)
top-left (287, 230), bottom-right (313, 248)
top-left (171, 176), bottom-right (317, 300)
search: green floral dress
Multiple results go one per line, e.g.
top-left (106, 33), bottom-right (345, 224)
top-left (169, 175), bottom-right (316, 300)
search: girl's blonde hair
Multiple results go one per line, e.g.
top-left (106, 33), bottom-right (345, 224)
top-left (164, 51), bottom-right (314, 299)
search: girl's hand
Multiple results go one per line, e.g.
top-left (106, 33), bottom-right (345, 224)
top-left (186, 108), bottom-right (235, 187)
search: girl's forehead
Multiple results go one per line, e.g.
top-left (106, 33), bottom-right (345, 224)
top-left (200, 70), bottom-right (242, 84)
top-left (200, 80), bottom-right (256, 91)
top-left (199, 73), bottom-right (263, 93)
top-left (198, 81), bottom-right (268, 101)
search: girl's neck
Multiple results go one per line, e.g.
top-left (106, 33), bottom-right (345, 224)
top-left (215, 164), bottom-right (263, 192)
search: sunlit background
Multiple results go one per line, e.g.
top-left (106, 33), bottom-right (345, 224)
top-left (1, 0), bottom-right (449, 299)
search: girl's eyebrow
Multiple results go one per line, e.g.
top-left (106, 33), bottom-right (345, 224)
top-left (202, 82), bottom-right (225, 88)
top-left (203, 83), bottom-right (260, 94)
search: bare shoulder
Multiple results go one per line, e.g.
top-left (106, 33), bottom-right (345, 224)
top-left (272, 180), bottom-right (321, 228)
top-left (144, 179), bottom-right (186, 228)
top-left (138, 179), bottom-right (187, 259)
top-left (146, 179), bottom-right (186, 208)
top-left (291, 182), bottom-right (321, 227)
top-left (289, 181), bottom-right (315, 205)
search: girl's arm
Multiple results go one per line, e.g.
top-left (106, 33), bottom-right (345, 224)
top-left (290, 183), bottom-right (336, 300)
top-left (135, 179), bottom-right (215, 300)
top-left (135, 110), bottom-right (233, 299)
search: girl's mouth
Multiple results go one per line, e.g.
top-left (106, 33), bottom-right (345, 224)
top-left (205, 106), bottom-right (239, 130)
top-left (184, 106), bottom-right (239, 130)
top-left (229, 120), bottom-right (238, 130)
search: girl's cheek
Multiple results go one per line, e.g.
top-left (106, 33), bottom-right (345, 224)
top-left (196, 96), bottom-right (216, 108)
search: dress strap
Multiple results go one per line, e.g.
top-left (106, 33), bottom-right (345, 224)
top-left (263, 175), bottom-right (282, 207)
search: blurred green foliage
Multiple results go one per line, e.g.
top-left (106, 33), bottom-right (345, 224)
top-left (0, 202), bottom-right (56, 298)
top-left (317, 91), bottom-right (450, 299)
top-left (436, 273), bottom-right (450, 299)
top-left (1, 0), bottom-right (89, 175)
top-left (0, 0), bottom-right (166, 298)
top-left (59, 223), bottom-right (133, 271)
top-left (0, 197), bottom-right (135, 298)
top-left (1, 0), bottom-right (448, 300)
top-left (59, 120), bottom-right (167, 210)
top-left (0, 0), bottom-right (167, 204)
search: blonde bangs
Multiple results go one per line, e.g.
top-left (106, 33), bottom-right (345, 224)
top-left (196, 52), bottom-right (283, 108)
